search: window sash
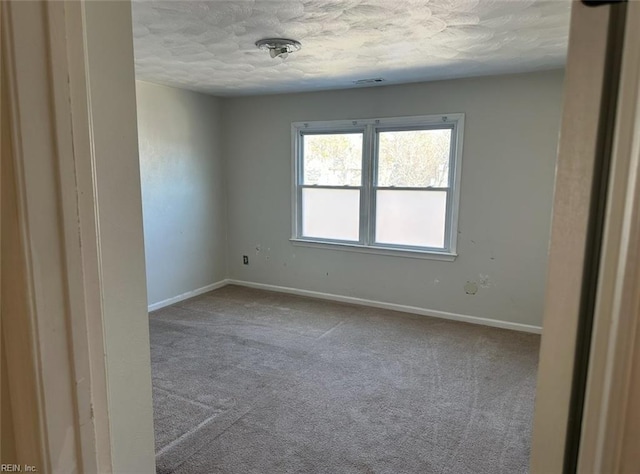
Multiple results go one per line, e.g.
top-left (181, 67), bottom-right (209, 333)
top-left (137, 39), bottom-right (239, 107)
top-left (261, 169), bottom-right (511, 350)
top-left (300, 129), bottom-right (365, 187)
top-left (369, 187), bottom-right (451, 251)
top-left (369, 124), bottom-right (457, 250)
top-left (298, 184), bottom-right (364, 244)
top-left (374, 186), bottom-right (450, 191)
top-left (373, 124), bottom-right (455, 190)
top-left (292, 115), bottom-right (463, 255)
top-left (297, 128), bottom-right (366, 244)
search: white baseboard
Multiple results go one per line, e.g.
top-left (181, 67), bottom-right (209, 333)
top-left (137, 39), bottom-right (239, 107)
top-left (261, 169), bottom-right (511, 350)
top-left (226, 279), bottom-right (542, 334)
top-left (147, 279), bottom-right (230, 312)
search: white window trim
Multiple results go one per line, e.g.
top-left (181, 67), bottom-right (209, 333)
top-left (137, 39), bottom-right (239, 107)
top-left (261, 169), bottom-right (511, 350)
top-left (290, 113), bottom-right (464, 260)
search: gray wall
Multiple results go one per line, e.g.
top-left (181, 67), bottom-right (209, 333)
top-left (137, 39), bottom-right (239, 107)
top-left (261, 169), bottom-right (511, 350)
top-left (222, 70), bottom-right (564, 327)
top-left (137, 81), bottom-right (227, 306)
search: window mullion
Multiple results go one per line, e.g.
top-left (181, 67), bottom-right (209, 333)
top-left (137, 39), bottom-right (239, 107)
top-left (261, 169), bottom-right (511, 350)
top-left (295, 129), bottom-right (303, 239)
top-left (368, 123), bottom-right (379, 246)
top-left (361, 124), bottom-right (375, 246)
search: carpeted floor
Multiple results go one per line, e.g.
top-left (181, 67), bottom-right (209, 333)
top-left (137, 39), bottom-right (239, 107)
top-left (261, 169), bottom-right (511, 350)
top-left (150, 285), bottom-right (540, 474)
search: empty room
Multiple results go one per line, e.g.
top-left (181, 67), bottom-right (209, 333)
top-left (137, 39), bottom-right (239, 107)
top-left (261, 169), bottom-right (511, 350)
top-left (7, 0), bottom-right (640, 472)
top-left (133, 1), bottom-right (567, 472)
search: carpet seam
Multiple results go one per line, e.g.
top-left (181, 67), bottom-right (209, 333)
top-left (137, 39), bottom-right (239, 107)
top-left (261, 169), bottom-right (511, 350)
top-left (153, 386), bottom-right (219, 411)
top-left (166, 302), bottom-right (324, 341)
top-left (160, 405), bottom-right (257, 474)
top-left (316, 320), bottom-right (346, 340)
top-left (156, 412), bottom-right (223, 458)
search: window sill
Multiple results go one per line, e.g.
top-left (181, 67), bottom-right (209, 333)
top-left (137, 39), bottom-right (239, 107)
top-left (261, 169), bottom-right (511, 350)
top-left (289, 238), bottom-right (457, 261)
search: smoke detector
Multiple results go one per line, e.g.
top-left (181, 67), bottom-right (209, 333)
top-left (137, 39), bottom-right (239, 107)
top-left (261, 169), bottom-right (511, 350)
top-left (255, 38), bottom-right (302, 59)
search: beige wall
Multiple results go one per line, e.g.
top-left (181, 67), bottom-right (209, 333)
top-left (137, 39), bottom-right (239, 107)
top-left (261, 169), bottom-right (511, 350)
top-left (1, 346), bottom-right (15, 463)
top-left (221, 70), bottom-right (564, 328)
top-left (137, 81), bottom-right (227, 306)
top-left (1, 47), bottom-right (13, 463)
top-left (1, 60), bottom-right (16, 464)
top-left (1, 24), bottom-right (41, 466)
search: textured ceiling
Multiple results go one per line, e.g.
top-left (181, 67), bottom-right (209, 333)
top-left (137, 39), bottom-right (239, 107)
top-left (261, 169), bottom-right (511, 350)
top-left (132, 0), bottom-right (571, 97)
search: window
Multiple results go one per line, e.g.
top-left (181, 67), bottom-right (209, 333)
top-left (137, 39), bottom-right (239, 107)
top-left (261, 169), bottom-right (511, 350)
top-left (291, 114), bottom-right (464, 259)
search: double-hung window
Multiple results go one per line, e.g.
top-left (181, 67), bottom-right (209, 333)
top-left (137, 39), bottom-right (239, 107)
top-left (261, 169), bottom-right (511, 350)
top-left (291, 114), bottom-right (464, 259)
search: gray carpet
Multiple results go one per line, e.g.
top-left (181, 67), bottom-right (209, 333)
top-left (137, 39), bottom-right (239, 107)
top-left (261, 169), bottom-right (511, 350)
top-left (150, 285), bottom-right (539, 474)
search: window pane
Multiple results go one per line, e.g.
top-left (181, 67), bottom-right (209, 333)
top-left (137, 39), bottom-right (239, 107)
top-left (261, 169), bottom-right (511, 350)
top-left (302, 188), bottom-right (360, 241)
top-left (303, 133), bottom-right (363, 186)
top-left (377, 129), bottom-right (452, 187)
top-left (375, 190), bottom-right (447, 248)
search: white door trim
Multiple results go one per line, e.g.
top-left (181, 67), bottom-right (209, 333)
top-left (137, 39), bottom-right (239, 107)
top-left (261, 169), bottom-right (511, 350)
top-left (2, 1), bottom-right (88, 470)
top-left (530, 2), bottom-right (620, 472)
top-left (578, 1), bottom-right (640, 471)
top-left (46, 2), bottom-right (113, 471)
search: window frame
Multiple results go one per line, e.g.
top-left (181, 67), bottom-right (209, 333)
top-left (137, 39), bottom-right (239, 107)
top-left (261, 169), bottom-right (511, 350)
top-left (291, 114), bottom-right (464, 260)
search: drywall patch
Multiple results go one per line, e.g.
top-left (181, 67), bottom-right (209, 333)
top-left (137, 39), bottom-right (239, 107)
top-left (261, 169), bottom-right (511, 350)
top-left (464, 281), bottom-right (478, 295)
top-left (478, 274), bottom-right (492, 288)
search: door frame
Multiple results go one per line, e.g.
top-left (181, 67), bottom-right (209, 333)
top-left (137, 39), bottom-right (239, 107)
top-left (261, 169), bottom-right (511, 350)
top-left (531, 1), bottom-right (640, 472)
top-left (577, 0), bottom-right (640, 471)
top-left (1, 1), bottom-right (154, 471)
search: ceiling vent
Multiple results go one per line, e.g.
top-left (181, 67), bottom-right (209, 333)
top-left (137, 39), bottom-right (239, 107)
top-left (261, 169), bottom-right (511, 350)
top-left (354, 78), bottom-right (385, 85)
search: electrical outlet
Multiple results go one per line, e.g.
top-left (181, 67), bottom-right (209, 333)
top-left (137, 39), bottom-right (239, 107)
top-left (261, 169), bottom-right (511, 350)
top-left (243, 255), bottom-right (249, 265)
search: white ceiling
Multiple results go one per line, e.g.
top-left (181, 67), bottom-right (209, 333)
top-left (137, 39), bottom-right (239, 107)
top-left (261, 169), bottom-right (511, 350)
top-left (132, 0), bottom-right (571, 97)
